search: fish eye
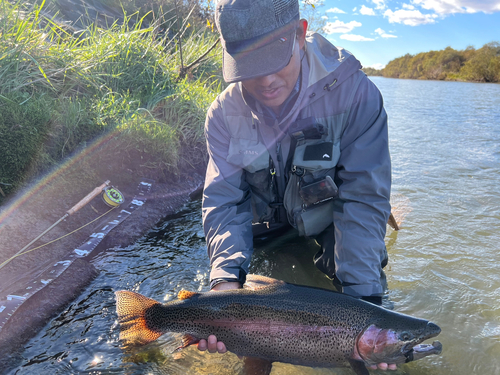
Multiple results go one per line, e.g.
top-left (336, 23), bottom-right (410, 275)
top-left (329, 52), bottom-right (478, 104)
top-left (400, 332), bottom-right (412, 341)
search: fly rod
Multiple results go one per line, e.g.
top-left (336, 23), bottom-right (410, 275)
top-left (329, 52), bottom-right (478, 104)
top-left (0, 180), bottom-right (111, 271)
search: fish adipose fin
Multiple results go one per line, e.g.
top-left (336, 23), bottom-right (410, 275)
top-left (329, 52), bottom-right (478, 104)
top-left (348, 359), bottom-right (370, 375)
top-left (115, 290), bottom-right (164, 345)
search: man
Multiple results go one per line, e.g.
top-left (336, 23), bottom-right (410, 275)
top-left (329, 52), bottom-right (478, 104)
top-left (199, 0), bottom-right (395, 371)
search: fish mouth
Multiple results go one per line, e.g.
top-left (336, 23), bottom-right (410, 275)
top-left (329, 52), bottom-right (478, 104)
top-left (404, 341), bottom-right (443, 363)
top-left (403, 322), bottom-right (442, 363)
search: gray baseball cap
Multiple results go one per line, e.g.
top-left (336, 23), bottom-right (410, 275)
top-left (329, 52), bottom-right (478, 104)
top-left (215, 0), bottom-right (300, 83)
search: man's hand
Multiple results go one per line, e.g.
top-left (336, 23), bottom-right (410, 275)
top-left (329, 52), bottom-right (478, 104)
top-left (361, 296), bottom-right (397, 370)
top-left (197, 281), bottom-right (241, 354)
top-left (197, 334), bottom-right (227, 353)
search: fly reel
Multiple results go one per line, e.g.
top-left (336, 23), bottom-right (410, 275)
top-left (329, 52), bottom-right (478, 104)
top-left (102, 186), bottom-right (125, 207)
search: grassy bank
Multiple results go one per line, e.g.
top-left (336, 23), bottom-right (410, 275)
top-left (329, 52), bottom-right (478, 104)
top-left (0, 0), bottom-right (222, 202)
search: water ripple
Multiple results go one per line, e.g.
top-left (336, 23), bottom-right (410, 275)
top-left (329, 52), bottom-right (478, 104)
top-left (8, 78), bottom-right (500, 375)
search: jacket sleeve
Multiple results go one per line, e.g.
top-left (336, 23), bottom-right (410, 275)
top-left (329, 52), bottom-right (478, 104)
top-left (202, 97), bottom-right (254, 286)
top-left (333, 75), bottom-right (391, 298)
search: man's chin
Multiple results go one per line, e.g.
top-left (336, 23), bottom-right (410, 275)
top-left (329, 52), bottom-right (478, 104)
top-left (258, 97), bottom-right (287, 113)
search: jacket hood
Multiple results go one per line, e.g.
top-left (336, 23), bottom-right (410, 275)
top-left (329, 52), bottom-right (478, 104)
top-left (304, 32), bottom-right (362, 92)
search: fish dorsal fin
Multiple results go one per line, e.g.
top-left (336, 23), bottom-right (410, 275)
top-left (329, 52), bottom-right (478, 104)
top-left (243, 274), bottom-right (286, 291)
top-left (177, 290), bottom-right (200, 300)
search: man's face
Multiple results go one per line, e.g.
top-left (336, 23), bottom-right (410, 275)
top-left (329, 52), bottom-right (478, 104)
top-left (241, 21), bottom-right (306, 114)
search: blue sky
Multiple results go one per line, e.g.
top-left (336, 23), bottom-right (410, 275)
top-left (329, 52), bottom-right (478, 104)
top-left (308, 0), bottom-right (500, 68)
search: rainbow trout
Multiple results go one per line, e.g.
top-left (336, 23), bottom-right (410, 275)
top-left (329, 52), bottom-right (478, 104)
top-left (115, 275), bottom-right (442, 375)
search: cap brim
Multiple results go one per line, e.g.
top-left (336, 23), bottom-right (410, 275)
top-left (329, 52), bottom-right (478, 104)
top-left (222, 28), bottom-right (296, 83)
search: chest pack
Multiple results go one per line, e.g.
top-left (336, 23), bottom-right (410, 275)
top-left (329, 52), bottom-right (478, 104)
top-left (282, 116), bottom-right (339, 236)
top-left (283, 73), bottom-right (365, 237)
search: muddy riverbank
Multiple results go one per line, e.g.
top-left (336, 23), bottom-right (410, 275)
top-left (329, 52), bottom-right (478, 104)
top-left (0, 136), bottom-right (206, 365)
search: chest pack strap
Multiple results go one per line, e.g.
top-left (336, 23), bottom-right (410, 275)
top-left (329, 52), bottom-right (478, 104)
top-left (286, 70), bottom-right (366, 176)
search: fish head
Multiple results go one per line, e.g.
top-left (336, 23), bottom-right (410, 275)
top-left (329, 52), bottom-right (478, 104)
top-left (354, 320), bottom-right (442, 366)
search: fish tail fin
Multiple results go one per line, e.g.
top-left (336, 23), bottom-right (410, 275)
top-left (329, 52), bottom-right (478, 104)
top-left (115, 290), bottom-right (164, 346)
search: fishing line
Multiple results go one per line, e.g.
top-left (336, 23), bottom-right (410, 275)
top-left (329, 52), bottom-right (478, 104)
top-left (0, 206), bottom-right (117, 269)
top-left (0, 181), bottom-right (124, 270)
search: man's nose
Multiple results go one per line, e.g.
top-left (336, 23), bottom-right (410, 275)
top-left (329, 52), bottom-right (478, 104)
top-left (254, 73), bottom-right (277, 87)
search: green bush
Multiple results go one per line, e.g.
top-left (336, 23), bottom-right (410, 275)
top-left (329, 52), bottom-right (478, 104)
top-left (43, 96), bottom-right (102, 161)
top-left (381, 42), bottom-right (500, 82)
top-left (362, 67), bottom-right (383, 76)
top-left (0, 0), bottom-right (222, 202)
top-left (0, 94), bottom-right (52, 196)
top-left (459, 42), bottom-right (500, 82)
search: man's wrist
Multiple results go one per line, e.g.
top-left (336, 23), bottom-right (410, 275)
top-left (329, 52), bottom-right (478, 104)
top-left (211, 280), bottom-right (242, 291)
top-left (210, 268), bottom-right (247, 290)
top-left (210, 278), bottom-right (241, 290)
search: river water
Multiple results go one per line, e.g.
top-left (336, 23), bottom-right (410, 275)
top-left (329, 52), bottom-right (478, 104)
top-left (7, 77), bottom-right (500, 375)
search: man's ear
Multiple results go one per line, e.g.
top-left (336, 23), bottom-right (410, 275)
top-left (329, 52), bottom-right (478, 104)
top-left (298, 19), bottom-right (308, 49)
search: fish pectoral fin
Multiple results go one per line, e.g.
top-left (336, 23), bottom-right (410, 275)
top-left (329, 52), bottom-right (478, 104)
top-left (241, 356), bottom-right (273, 375)
top-left (348, 359), bottom-right (370, 375)
top-left (243, 274), bottom-right (286, 291)
top-left (175, 334), bottom-right (200, 351)
top-left (177, 290), bottom-right (200, 300)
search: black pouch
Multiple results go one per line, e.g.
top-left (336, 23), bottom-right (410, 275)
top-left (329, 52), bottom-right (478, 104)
top-left (284, 117), bottom-right (340, 236)
top-left (299, 175), bottom-right (338, 206)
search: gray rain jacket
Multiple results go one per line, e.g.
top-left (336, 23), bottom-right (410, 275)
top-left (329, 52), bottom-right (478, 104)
top-left (202, 32), bottom-right (391, 297)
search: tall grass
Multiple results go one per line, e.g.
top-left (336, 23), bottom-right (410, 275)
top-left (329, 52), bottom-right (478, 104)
top-left (0, 0), bottom-right (222, 198)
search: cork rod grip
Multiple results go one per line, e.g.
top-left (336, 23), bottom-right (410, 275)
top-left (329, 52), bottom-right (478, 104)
top-left (66, 180), bottom-right (110, 215)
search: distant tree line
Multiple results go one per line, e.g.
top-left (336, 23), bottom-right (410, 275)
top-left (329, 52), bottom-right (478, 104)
top-left (363, 42), bottom-right (500, 83)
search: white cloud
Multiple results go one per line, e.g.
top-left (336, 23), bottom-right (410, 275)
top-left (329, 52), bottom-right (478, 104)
top-left (340, 34), bottom-right (375, 41)
top-left (367, 63), bottom-right (386, 69)
top-left (384, 8), bottom-right (438, 25)
top-left (360, 5), bottom-right (376, 15)
top-left (353, 7), bottom-right (358, 12)
top-left (323, 20), bottom-right (362, 34)
top-left (375, 28), bottom-right (398, 38)
top-left (411, 0), bottom-right (500, 15)
top-left (403, 4), bottom-right (415, 9)
top-left (326, 7), bottom-right (346, 14)
top-left (321, 15), bottom-right (329, 19)
top-left (372, 0), bottom-right (387, 10)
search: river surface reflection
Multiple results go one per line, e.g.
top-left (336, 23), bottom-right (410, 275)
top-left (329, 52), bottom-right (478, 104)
top-left (8, 77), bottom-right (500, 375)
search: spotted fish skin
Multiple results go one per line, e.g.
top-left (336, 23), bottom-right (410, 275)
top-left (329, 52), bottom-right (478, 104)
top-left (115, 275), bottom-right (442, 374)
